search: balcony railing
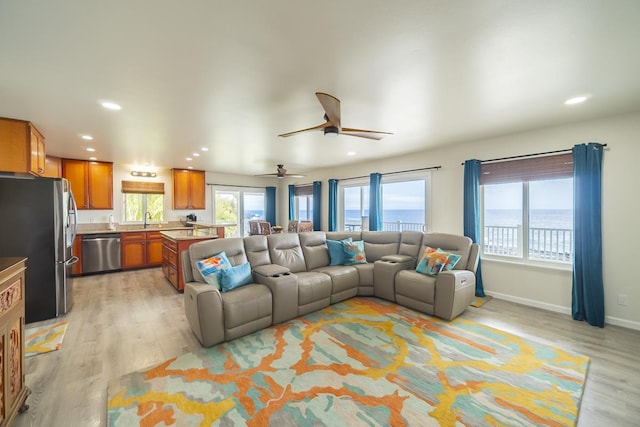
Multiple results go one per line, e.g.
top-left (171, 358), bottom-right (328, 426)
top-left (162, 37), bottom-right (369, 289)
top-left (484, 225), bottom-right (573, 263)
top-left (345, 221), bottom-right (426, 232)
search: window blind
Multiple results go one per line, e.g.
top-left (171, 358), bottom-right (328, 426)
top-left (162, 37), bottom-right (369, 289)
top-left (480, 153), bottom-right (573, 185)
top-left (121, 180), bottom-right (165, 194)
top-left (294, 185), bottom-right (313, 196)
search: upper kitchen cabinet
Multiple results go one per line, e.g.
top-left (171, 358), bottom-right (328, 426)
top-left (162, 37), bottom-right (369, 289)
top-left (41, 155), bottom-right (62, 178)
top-left (171, 169), bottom-right (205, 210)
top-left (62, 159), bottom-right (113, 209)
top-left (0, 117), bottom-right (46, 176)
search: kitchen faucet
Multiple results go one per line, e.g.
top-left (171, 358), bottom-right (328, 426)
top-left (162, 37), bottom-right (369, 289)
top-left (144, 211), bottom-right (152, 228)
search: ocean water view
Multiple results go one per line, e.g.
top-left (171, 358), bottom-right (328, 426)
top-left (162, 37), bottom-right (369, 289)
top-left (485, 209), bottom-right (573, 229)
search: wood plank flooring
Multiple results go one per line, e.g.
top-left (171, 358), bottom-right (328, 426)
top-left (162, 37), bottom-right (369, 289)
top-left (13, 268), bottom-right (640, 427)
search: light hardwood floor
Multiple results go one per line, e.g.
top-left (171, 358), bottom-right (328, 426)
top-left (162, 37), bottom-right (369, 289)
top-left (13, 268), bottom-right (640, 427)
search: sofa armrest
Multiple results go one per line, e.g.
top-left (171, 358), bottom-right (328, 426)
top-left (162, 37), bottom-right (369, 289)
top-left (253, 266), bottom-right (298, 324)
top-left (374, 258), bottom-right (416, 301)
top-left (183, 282), bottom-right (225, 347)
top-left (433, 270), bottom-right (476, 320)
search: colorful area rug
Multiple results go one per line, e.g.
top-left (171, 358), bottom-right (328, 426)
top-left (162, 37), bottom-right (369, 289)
top-left (107, 298), bottom-right (589, 426)
top-left (25, 320), bottom-right (68, 358)
top-left (470, 294), bottom-right (493, 308)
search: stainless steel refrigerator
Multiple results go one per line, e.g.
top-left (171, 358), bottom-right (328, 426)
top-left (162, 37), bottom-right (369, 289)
top-left (0, 176), bottom-right (78, 323)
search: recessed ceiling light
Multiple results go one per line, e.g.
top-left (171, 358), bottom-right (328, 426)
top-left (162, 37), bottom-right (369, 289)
top-left (192, 153), bottom-right (200, 157)
top-left (81, 135), bottom-right (93, 140)
top-left (88, 156), bottom-right (97, 161)
top-left (186, 157), bottom-right (192, 161)
top-left (100, 101), bottom-right (122, 110)
top-left (564, 95), bottom-right (590, 105)
top-left (86, 147), bottom-right (96, 152)
top-left (347, 151), bottom-right (356, 156)
top-left (201, 147), bottom-right (209, 152)
top-left (187, 166), bottom-right (193, 170)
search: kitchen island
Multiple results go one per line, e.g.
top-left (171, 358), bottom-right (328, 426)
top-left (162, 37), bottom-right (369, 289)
top-left (160, 227), bottom-right (227, 291)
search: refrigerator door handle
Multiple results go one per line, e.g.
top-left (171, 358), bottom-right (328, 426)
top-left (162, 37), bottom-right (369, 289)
top-left (65, 256), bottom-right (79, 266)
top-left (69, 191), bottom-right (78, 246)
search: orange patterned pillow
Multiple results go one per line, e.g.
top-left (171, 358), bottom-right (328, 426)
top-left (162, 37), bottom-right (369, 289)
top-left (416, 246), bottom-right (449, 276)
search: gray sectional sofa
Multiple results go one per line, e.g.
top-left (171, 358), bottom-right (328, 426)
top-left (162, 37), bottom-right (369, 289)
top-left (182, 231), bottom-right (479, 347)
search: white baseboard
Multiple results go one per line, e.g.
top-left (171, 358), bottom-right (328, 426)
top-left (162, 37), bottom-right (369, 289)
top-left (486, 291), bottom-right (640, 331)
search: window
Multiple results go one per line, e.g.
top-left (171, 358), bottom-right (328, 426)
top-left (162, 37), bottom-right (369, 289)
top-left (121, 181), bottom-right (164, 223)
top-left (212, 187), bottom-right (265, 237)
top-left (381, 178), bottom-right (427, 232)
top-left (481, 153), bottom-right (573, 264)
top-left (293, 185), bottom-right (313, 221)
top-left (339, 174), bottom-right (430, 232)
top-left (341, 182), bottom-right (369, 231)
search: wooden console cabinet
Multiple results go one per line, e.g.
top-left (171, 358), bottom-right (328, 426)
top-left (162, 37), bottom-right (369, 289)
top-left (0, 258), bottom-right (30, 426)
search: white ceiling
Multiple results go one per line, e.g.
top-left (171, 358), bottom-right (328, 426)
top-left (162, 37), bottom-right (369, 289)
top-left (1, 1), bottom-right (640, 177)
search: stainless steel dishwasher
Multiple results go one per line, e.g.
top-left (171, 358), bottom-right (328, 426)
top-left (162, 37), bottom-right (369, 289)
top-left (82, 234), bottom-right (121, 274)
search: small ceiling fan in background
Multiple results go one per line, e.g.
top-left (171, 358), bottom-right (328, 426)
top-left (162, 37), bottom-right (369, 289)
top-left (256, 164), bottom-right (305, 179)
top-left (278, 92), bottom-right (393, 140)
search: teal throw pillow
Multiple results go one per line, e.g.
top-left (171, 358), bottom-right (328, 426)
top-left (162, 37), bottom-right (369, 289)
top-left (343, 240), bottom-right (367, 265)
top-left (327, 238), bottom-right (352, 266)
top-left (219, 263), bottom-right (253, 292)
top-left (196, 251), bottom-right (231, 286)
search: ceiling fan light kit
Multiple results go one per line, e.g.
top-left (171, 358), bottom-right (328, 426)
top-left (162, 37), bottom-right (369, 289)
top-left (279, 92), bottom-right (392, 140)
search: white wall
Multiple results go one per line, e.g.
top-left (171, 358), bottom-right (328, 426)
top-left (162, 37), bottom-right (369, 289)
top-left (276, 111), bottom-right (640, 329)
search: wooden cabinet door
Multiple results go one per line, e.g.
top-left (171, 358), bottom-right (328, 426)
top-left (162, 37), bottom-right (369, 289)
top-left (172, 169), bottom-right (205, 209)
top-left (87, 161), bottom-right (113, 209)
top-left (71, 235), bottom-right (83, 276)
top-left (62, 159), bottom-right (88, 209)
top-left (146, 232), bottom-right (163, 266)
top-left (172, 169), bottom-right (191, 209)
top-left (42, 155), bottom-right (62, 178)
top-left (189, 170), bottom-right (206, 209)
top-left (29, 127), bottom-right (45, 176)
top-left (121, 235), bottom-right (146, 270)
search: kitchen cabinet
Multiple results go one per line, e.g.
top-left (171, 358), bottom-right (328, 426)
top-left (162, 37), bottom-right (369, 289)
top-left (146, 231), bottom-right (163, 266)
top-left (0, 258), bottom-right (30, 426)
top-left (62, 159), bottom-right (113, 210)
top-left (71, 235), bottom-right (83, 276)
top-left (171, 169), bottom-right (205, 210)
top-left (42, 156), bottom-right (62, 178)
top-left (161, 228), bottom-right (223, 291)
top-left (0, 117), bottom-right (46, 176)
top-left (121, 231), bottom-right (163, 270)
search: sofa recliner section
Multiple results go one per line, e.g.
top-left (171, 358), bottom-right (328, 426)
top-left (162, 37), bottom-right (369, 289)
top-left (182, 230), bottom-right (479, 347)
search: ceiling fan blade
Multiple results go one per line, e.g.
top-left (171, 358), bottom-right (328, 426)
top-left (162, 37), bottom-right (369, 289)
top-left (278, 122), bottom-right (330, 137)
top-left (316, 92), bottom-right (341, 128)
top-left (341, 127), bottom-right (393, 140)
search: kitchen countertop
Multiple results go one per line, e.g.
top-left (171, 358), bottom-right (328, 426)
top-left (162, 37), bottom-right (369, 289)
top-left (76, 222), bottom-right (235, 235)
top-left (159, 228), bottom-right (222, 240)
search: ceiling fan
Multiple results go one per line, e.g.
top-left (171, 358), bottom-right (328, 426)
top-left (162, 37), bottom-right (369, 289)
top-left (278, 92), bottom-right (393, 140)
top-left (256, 164), bottom-right (305, 179)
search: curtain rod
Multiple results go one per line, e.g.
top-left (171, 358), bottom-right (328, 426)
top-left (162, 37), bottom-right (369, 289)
top-left (337, 165), bottom-right (441, 181)
top-left (460, 144), bottom-right (608, 165)
top-left (207, 183), bottom-right (271, 189)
